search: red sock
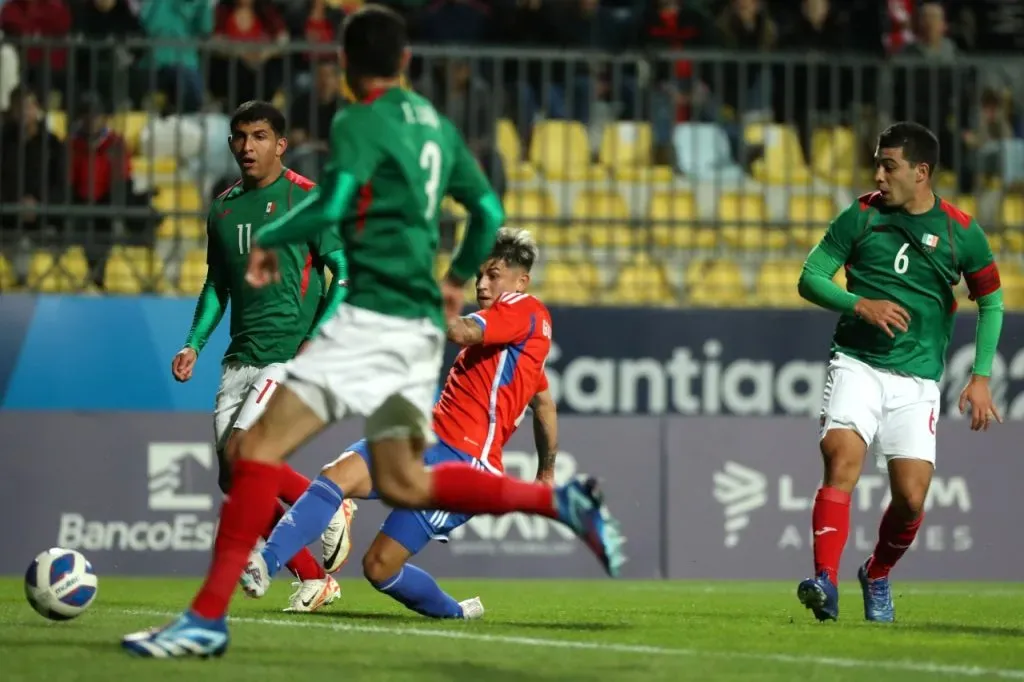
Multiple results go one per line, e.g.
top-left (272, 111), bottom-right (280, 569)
top-left (262, 503), bottom-right (326, 581)
top-left (812, 486), bottom-right (851, 585)
top-left (866, 505), bottom-right (923, 580)
top-left (430, 462), bottom-right (556, 517)
top-left (191, 460), bottom-right (282, 620)
top-left (277, 464), bottom-right (312, 505)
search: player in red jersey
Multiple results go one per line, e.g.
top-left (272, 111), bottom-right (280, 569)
top-left (236, 228), bottom-right (562, 618)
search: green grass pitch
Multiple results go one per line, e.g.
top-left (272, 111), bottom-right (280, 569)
top-left (2, 578), bottom-right (1023, 681)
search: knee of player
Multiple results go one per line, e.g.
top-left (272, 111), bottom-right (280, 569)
top-left (891, 488), bottom-right (928, 519)
top-left (362, 548), bottom-right (396, 586)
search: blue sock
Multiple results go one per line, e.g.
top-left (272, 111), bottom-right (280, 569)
top-left (262, 476), bottom-right (343, 577)
top-left (371, 564), bottom-right (463, 619)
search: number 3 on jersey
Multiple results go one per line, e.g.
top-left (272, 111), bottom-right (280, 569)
top-left (420, 141), bottom-right (442, 220)
top-left (893, 242), bottom-right (910, 274)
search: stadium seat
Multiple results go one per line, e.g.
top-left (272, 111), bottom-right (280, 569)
top-left (47, 111), bottom-right (67, 140)
top-left (603, 254), bottom-right (677, 306)
top-left (103, 246), bottom-right (167, 294)
top-left (572, 191), bottom-right (637, 248)
top-left (718, 194), bottom-right (778, 248)
top-left (110, 111), bottom-right (149, 154)
top-left (496, 119), bottom-right (537, 182)
top-left (157, 215), bottom-right (206, 241)
top-left (649, 191), bottom-right (716, 248)
top-left (504, 189), bottom-right (574, 246)
top-left (538, 260), bottom-right (600, 305)
top-left (685, 258), bottom-right (749, 307)
top-left (153, 182), bottom-right (205, 240)
top-left (954, 195), bottom-right (977, 218)
top-left (999, 262), bottom-right (1024, 309)
top-left (0, 254), bottom-right (16, 291)
top-left (1001, 195), bottom-right (1024, 227)
top-left (755, 260), bottom-right (808, 308)
top-left (672, 123), bottom-right (747, 182)
top-left (178, 248), bottom-right (208, 295)
top-left (722, 227), bottom-right (789, 251)
top-left (745, 123), bottom-right (812, 185)
top-left (810, 127), bottom-right (857, 186)
top-left (788, 195), bottom-right (834, 249)
top-left (528, 121), bottom-right (605, 181)
top-left (26, 248), bottom-right (90, 292)
top-left (132, 155), bottom-right (179, 179)
top-left (598, 123), bottom-right (674, 183)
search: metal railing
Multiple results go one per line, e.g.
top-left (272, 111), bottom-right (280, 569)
top-left (2, 38), bottom-right (1023, 307)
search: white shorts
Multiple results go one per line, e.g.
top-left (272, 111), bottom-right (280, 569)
top-left (213, 362), bottom-right (287, 452)
top-left (282, 303), bottom-right (444, 437)
top-left (819, 352), bottom-right (940, 469)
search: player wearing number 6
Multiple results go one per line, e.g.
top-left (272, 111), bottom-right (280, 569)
top-left (795, 122), bottom-right (1004, 624)
top-left (170, 101), bottom-right (355, 614)
top-left (123, 5), bottom-right (623, 660)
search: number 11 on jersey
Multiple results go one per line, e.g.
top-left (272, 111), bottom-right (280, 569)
top-left (237, 223), bottom-right (252, 254)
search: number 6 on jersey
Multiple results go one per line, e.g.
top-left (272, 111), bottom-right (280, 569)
top-left (893, 242), bottom-right (910, 274)
top-left (420, 141), bottom-right (442, 220)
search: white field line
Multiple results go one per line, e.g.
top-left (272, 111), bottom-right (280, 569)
top-left (120, 609), bottom-right (1024, 680)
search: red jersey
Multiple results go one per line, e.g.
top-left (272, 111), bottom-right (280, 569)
top-left (433, 292), bottom-right (552, 473)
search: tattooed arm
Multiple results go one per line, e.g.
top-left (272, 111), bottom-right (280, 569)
top-left (530, 388), bottom-right (558, 485)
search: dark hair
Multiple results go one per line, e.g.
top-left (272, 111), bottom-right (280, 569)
top-left (9, 84), bottom-right (39, 104)
top-left (341, 5), bottom-right (407, 80)
top-left (488, 227), bottom-right (538, 273)
top-left (230, 100), bottom-right (286, 137)
top-left (877, 121), bottom-right (940, 176)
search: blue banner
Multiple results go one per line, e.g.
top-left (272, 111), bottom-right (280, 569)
top-left (2, 295), bottom-right (1023, 417)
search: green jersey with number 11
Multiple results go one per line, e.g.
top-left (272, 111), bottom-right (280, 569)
top-left (817, 191), bottom-right (999, 381)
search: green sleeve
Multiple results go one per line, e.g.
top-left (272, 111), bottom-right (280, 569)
top-left (959, 219), bottom-right (1003, 377)
top-left (255, 108), bottom-right (381, 248)
top-left (184, 219), bottom-right (229, 354)
top-left (305, 249), bottom-right (348, 342)
top-left (797, 203), bottom-right (863, 314)
top-left (444, 121), bottom-right (504, 283)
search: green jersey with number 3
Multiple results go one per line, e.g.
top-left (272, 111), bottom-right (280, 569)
top-left (820, 191), bottom-right (998, 381)
top-left (325, 88), bottom-right (495, 329)
top-left (206, 169), bottom-right (344, 366)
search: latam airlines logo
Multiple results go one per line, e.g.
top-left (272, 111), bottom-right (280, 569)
top-left (713, 462), bottom-right (768, 547)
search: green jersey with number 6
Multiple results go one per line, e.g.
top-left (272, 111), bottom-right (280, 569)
top-left (820, 191), bottom-right (999, 381)
top-left (206, 169), bottom-right (344, 366)
top-left (325, 88), bottom-right (495, 329)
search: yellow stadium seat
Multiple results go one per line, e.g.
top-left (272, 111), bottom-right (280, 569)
top-left (722, 227), bottom-right (789, 251)
top-left (109, 111), bottom-right (149, 154)
top-left (572, 191), bottom-right (637, 248)
top-left (538, 260), bottom-right (600, 306)
top-left (157, 215), bottom-right (206, 240)
top-left (132, 156), bottom-right (179, 178)
top-left (442, 196), bottom-right (469, 222)
top-left (434, 253), bottom-right (450, 283)
top-left (935, 171), bottom-right (958, 194)
top-left (179, 249), bottom-right (208, 295)
top-left (756, 260), bottom-right (809, 308)
top-left (953, 195), bottom-right (976, 218)
top-left (603, 254), bottom-right (677, 306)
top-left (615, 165), bottom-right (675, 183)
top-left (496, 119), bottom-right (537, 182)
top-left (528, 121), bottom-right (605, 181)
top-left (505, 189), bottom-right (556, 223)
top-left (154, 183), bottom-right (205, 239)
top-left (47, 111), bottom-right (67, 140)
top-left (1000, 263), bottom-right (1024, 310)
top-left (103, 247), bottom-right (167, 294)
top-left (1001, 196), bottom-right (1024, 227)
top-left (0, 254), bottom-right (16, 291)
top-left (649, 192), bottom-right (715, 248)
top-left (26, 248), bottom-right (90, 292)
top-left (810, 127), bottom-right (857, 187)
top-left (718, 193), bottom-right (772, 247)
top-left (788, 195), bottom-right (834, 249)
top-left (685, 258), bottom-right (749, 307)
top-left (745, 123), bottom-right (812, 185)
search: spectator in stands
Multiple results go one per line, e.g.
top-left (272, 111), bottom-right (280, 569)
top-left (0, 85), bottom-right (66, 282)
top-left (419, 0), bottom-right (489, 44)
top-left (0, 0), bottom-right (72, 100)
top-left (286, 58), bottom-right (341, 180)
top-left (72, 0), bottom-right (145, 110)
top-left (714, 0), bottom-right (776, 119)
top-left (902, 0), bottom-right (957, 62)
top-left (211, 0), bottom-right (290, 106)
top-left (283, 0), bottom-right (344, 91)
top-left (777, 0), bottom-right (850, 158)
top-left (0, 30), bottom-right (19, 112)
top-left (963, 87), bottom-right (1017, 193)
top-left (642, 0), bottom-right (717, 164)
top-left (139, 0), bottom-right (212, 114)
top-left (67, 92), bottom-right (155, 288)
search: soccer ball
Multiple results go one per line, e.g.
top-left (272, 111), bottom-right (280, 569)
top-left (24, 548), bottom-right (98, 621)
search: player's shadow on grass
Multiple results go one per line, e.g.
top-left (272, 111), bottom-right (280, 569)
top-left (906, 622), bottom-right (1024, 638)
top-left (303, 609), bottom-right (627, 631)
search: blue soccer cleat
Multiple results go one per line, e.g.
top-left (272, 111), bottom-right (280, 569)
top-left (553, 474), bottom-right (627, 578)
top-left (797, 572), bottom-right (840, 622)
top-left (122, 611), bottom-right (229, 658)
top-left (858, 560), bottom-right (895, 623)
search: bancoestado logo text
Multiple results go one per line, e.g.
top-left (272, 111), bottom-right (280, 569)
top-left (447, 451), bottom-right (578, 557)
top-left (56, 443), bottom-right (216, 552)
top-left (545, 340), bottom-right (1020, 418)
top-left (713, 461), bottom-right (972, 553)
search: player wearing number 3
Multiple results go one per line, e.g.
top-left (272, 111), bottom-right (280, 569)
top-left (796, 122), bottom-right (1005, 624)
top-left (170, 101), bottom-right (356, 614)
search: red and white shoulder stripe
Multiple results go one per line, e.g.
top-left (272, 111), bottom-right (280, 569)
top-left (497, 292), bottom-right (532, 305)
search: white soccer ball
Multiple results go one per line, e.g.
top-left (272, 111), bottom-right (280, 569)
top-left (24, 548), bottom-right (99, 621)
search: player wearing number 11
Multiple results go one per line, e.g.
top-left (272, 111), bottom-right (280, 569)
top-left (795, 122), bottom-right (1005, 625)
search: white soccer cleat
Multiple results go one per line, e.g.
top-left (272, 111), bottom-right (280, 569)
top-left (322, 499), bottom-right (358, 573)
top-left (459, 596), bottom-right (485, 620)
top-left (283, 576), bottom-right (341, 613)
top-left (239, 550), bottom-right (271, 599)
